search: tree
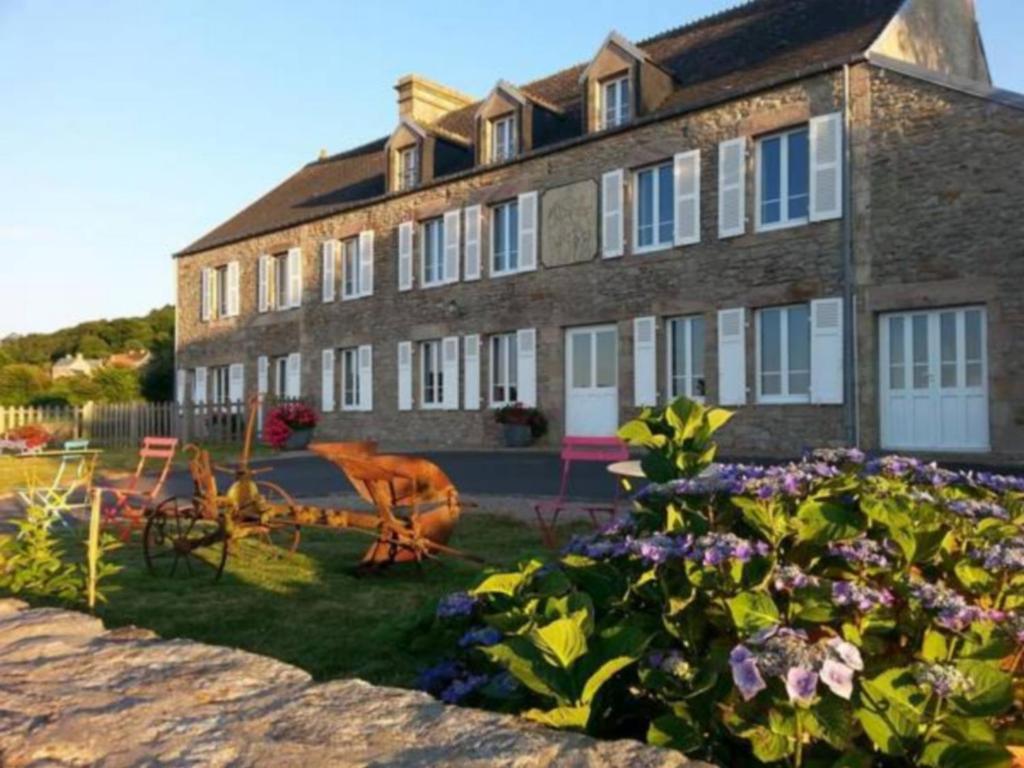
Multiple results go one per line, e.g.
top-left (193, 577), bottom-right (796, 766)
top-left (140, 339), bottom-right (174, 402)
top-left (77, 334), bottom-right (110, 359)
top-left (92, 366), bottom-right (141, 403)
top-left (0, 364), bottom-right (50, 405)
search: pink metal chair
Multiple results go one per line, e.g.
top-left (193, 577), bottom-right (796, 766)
top-left (534, 436), bottom-right (629, 547)
top-left (98, 436), bottom-right (179, 541)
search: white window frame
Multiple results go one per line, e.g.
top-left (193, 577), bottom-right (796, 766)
top-left (755, 125), bottom-right (810, 232)
top-left (756, 304), bottom-right (812, 404)
top-left (341, 237), bottom-right (361, 299)
top-left (600, 74), bottom-right (630, 130)
top-left (340, 347), bottom-right (361, 411)
top-left (398, 145), bottom-right (419, 191)
top-left (214, 265), bottom-right (229, 319)
top-left (490, 200), bottom-right (520, 276)
top-left (491, 115), bottom-right (516, 163)
top-left (420, 217), bottom-right (445, 288)
top-left (666, 315), bottom-right (706, 402)
top-left (489, 332), bottom-right (519, 407)
top-left (268, 253), bottom-right (289, 311)
top-left (420, 339), bottom-right (444, 409)
top-left (210, 365), bottom-right (230, 405)
top-left (272, 356), bottom-right (288, 398)
top-left (632, 161), bottom-right (674, 255)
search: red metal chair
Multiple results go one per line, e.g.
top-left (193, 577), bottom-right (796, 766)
top-left (534, 436), bottom-right (629, 547)
top-left (98, 436), bottom-right (179, 541)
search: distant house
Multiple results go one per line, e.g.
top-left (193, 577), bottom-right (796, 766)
top-left (51, 353), bottom-right (104, 380)
top-left (107, 350), bottom-right (152, 370)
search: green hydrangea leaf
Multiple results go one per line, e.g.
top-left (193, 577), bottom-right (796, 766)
top-left (727, 591), bottom-right (780, 634)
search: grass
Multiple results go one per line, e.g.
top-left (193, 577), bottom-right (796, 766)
top-left (31, 513), bottom-right (579, 688)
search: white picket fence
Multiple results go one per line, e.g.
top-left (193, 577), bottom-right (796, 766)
top-left (0, 400), bottom-right (265, 448)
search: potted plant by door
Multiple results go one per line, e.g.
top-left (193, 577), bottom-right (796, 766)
top-left (494, 403), bottom-right (548, 448)
top-left (264, 402), bottom-right (319, 451)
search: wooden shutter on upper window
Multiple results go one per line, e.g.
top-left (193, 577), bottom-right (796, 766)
top-left (358, 230), bottom-right (374, 296)
top-left (601, 169), bottom-right (624, 258)
top-left (516, 328), bottom-right (537, 407)
top-left (287, 247), bottom-right (302, 307)
top-left (176, 369), bottom-right (186, 405)
top-left (809, 113), bottom-right (843, 222)
top-left (441, 336), bottom-right (459, 410)
top-left (810, 297), bottom-right (844, 404)
top-left (463, 334), bottom-right (480, 410)
top-left (397, 341), bottom-right (413, 411)
top-left (633, 317), bottom-right (657, 406)
top-left (200, 269), bottom-right (212, 321)
top-left (226, 261), bottom-right (240, 316)
top-left (358, 344), bottom-right (373, 411)
top-left (322, 241), bottom-right (336, 302)
top-left (398, 222), bottom-right (414, 291)
top-left (463, 206), bottom-right (482, 281)
top-left (717, 308), bottom-right (747, 405)
top-left (673, 151), bottom-right (701, 246)
top-left (258, 255), bottom-right (270, 312)
top-left (517, 191), bottom-right (537, 271)
top-left (443, 210), bottom-right (461, 284)
top-left (321, 349), bottom-right (335, 412)
top-left (718, 138), bottom-right (746, 239)
top-left (286, 353), bottom-right (301, 399)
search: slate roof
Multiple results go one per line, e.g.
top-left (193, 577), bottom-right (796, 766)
top-left (178, 0), bottom-right (903, 256)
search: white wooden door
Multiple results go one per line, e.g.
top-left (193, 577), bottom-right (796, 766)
top-left (880, 307), bottom-right (988, 451)
top-left (565, 325), bottom-right (619, 436)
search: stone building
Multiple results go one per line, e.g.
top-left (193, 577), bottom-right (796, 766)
top-left (174, 0), bottom-right (1024, 462)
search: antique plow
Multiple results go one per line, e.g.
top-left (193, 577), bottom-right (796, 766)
top-left (142, 398), bottom-right (481, 580)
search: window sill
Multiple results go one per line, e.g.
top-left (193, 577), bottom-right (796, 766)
top-left (632, 242), bottom-right (674, 257)
top-left (756, 396), bottom-right (811, 405)
top-left (420, 403), bottom-right (445, 411)
top-left (755, 218), bottom-right (809, 234)
top-left (341, 293), bottom-right (371, 302)
top-left (420, 280), bottom-right (453, 290)
top-left (490, 267), bottom-right (524, 279)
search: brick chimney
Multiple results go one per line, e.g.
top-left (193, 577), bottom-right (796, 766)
top-left (395, 74), bottom-right (475, 125)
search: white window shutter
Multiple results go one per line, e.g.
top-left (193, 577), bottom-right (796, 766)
top-left (322, 241), bottom-right (336, 302)
top-left (286, 352), bottom-right (301, 399)
top-left (442, 336), bottom-right (460, 410)
top-left (809, 113), bottom-right (843, 222)
top-left (257, 356), bottom-right (269, 395)
top-left (443, 210), bottom-right (461, 284)
top-left (516, 328), bottom-right (537, 407)
top-left (633, 317), bottom-right (657, 406)
top-left (321, 349), bottom-right (335, 412)
top-left (258, 254), bottom-right (270, 312)
top-left (176, 369), bottom-right (186, 405)
top-left (673, 151), bottom-right (701, 246)
top-left (464, 205), bottom-right (482, 281)
top-left (358, 344), bottom-right (373, 411)
top-left (226, 261), bottom-right (240, 316)
top-left (194, 366), bottom-right (208, 404)
top-left (463, 334), bottom-right (481, 410)
top-left (286, 247), bottom-right (302, 307)
top-left (517, 191), bottom-right (537, 271)
top-left (601, 169), bottom-right (624, 258)
top-left (718, 138), bottom-right (746, 239)
top-left (397, 341), bottom-right (413, 411)
top-left (200, 268), bottom-right (211, 321)
top-left (358, 230), bottom-right (374, 296)
top-left (717, 308), bottom-right (747, 405)
top-left (228, 362), bottom-right (245, 404)
top-left (810, 297), bottom-right (844, 404)
top-left (398, 221), bottom-right (414, 291)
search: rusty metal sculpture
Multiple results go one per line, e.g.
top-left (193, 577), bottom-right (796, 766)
top-left (142, 398), bottom-right (480, 580)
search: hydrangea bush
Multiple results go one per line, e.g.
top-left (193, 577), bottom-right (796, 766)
top-left (423, 398), bottom-right (1024, 767)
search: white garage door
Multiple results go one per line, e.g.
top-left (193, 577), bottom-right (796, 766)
top-left (879, 307), bottom-right (988, 452)
top-left (565, 325), bottom-right (619, 437)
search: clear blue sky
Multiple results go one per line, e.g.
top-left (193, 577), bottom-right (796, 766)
top-left (1, 0), bottom-right (1021, 335)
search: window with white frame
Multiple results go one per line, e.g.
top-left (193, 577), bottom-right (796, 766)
top-left (491, 115), bottom-right (516, 163)
top-left (210, 365), bottom-right (230, 404)
top-left (420, 217), bottom-right (445, 287)
top-left (489, 333), bottom-right (518, 405)
top-left (272, 356), bottom-right (288, 398)
top-left (267, 252), bottom-right (288, 310)
top-left (491, 200), bottom-right (519, 275)
top-left (757, 126), bottom-right (810, 230)
top-left (341, 237), bottom-right (360, 298)
top-left (420, 339), bottom-right (444, 408)
top-left (757, 304), bottom-right (811, 403)
top-left (340, 347), bottom-right (360, 409)
top-left (667, 315), bottom-right (706, 400)
top-left (398, 146), bottom-right (419, 191)
top-left (600, 74), bottom-right (630, 129)
top-left (214, 266), bottom-right (229, 318)
top-left (634, 161), bottom-right (674, 253)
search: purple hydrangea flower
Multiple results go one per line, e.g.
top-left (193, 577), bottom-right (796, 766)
top-left (910, 581), bottom-right (998, 632)
top-left (785, 666), bottom-right (819, 705)
top-left (832, 580), bottom-right (895, 613)
top-left (807, 447), bottom-right (867, 466)
top-left (729, 645), bottom-right (767, 701)
top-left (457, 626), bottom-right (503, 649)
top-left (436, 591), bottom-right (478, 619)
top-left (826, 638), bottom-right (864, 671)
top-left (959, 471), bottom-right (1024, 494)
top-left (914, 663), bottom-right (973, 698)
top-left (417, 659), bottom-right (462, 693)
top-left (828, 537), bottom-right (898, 568)
top-left (947, 499), bottom-right (1010, 522)
top-left (820, 658), bottom-right (855, 700)
top-left (773, 565), bottom-right (818, 592)
top-left (971, 538), bottom-right (1024, 571)
top-left (440, 673), bottom-right (488, 704)
top-left (866, 455), bottom-right (922, 478)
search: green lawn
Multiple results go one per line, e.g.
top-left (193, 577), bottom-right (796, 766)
top-left (46, 513), bottom-right (574, 688)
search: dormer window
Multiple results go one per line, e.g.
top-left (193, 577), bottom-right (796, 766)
top-left (600, 74), bottom-right (631, 129)
top-left (491, 115), bottom-right (517, 163)
top-left (397, 145), bottom-right (420, 191)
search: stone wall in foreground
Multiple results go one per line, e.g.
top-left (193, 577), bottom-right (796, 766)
top-left (0, 599), bottom-right (704, 767)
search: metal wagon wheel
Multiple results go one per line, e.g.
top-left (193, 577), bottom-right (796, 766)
top-left (143, 497), bottom-right (229, 581)
top-left (252, 480), bottom-right (301, 554)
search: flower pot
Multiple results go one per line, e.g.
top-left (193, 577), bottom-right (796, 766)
top-left (284, 427), bottom-right (314, 451)
top-left (502, 423), bottom-right (533, 448)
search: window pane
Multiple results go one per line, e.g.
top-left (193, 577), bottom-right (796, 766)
top-left (889, 316), bottom-right (905, 390)
top-left (508, 202), bottom-right (519, 269)
top-left (637, 170), bottom-right (654, 246)
top-left (965, 310), bottom-right (983, 387)
top-left (760, 310), bottom-right (781, 373)
top-left (912, 315), bottom-right (929, 389)
top-left (508, 335), bottom-right (518, 401)
top-left (658, 164), bottom-right (674, 244)
top-left (787, 305), bottom-right (810, 395)
top-left (493, 207), bottom-right (506, 272)
top-left (762, 373), bottom-right (782, 396)
top-left (690, 317), bottom-right (705, 396)
top-left (619, 79), bottom-right (630, 122)
top-left (940, 312), bottom-right (957, 388)
top-left (595, 330), bottom-right (617, 388)
top-left (787, 129), bottom-right (809, 221)
top-left (572, 334), bottom-right (591, 388)
top-left (761, 137), bottom-right (782, 224)
top-left (670, 319), bottom-right (686, 397)
top-left (492, 337), bottom-right (505, 401)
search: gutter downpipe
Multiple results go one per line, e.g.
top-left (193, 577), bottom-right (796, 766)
top-left (842, 63), bottom-right (860, 447)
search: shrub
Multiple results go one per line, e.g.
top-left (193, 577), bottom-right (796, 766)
top-left (5, 424), bottom-right (51, 450)
top-left (425, 397), bottom-right (1024, 767)
top-left (263, 402), bottom-right (318, 449)
top-left (493, 403), bottom-right (548, 439)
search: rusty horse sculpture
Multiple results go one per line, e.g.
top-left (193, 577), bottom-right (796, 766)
top-left (142, 398), bottom-right (479, 580)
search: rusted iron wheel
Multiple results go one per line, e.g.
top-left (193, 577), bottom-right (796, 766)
top-left (143, 497), bottom-right (229, 581)
top-left (254, 481), bottom-right (301, 554)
